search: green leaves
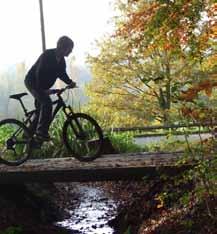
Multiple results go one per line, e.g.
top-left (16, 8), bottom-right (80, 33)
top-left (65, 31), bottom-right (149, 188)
top-left (86, 0), bottom-right (215, 126)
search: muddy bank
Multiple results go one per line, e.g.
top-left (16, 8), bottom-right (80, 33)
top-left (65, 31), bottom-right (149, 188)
top-left (0, 183), bottom-right (71, 234)
top-left (101, 180), bottom-right (217, 234)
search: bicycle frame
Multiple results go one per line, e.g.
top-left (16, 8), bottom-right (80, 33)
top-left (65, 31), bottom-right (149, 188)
top-left (54, 93), bottom-right (84, 137)
top-left (23, 91), bottom-right (73, 125)
top-left (22, 88), bottom-right (83, 138)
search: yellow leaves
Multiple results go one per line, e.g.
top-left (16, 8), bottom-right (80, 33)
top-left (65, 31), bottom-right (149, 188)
top-left (210, 23), bottom-right (217, 39)
top-left (155, 195), bottom-right (164, 209)
top-left (207, 3), bottom-right (217, 39)
top-left (208, 3), bottom-right (217, 18)
top-left (204, 87), bottom-right (212, 96)
top-left (202, 54), bottom-right (217, 70)
top-left (209, 73), bottom-right (217, 79)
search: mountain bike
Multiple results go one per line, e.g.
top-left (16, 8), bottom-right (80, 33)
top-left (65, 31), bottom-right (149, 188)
top-left (0, 85), bottom-right (104, 166)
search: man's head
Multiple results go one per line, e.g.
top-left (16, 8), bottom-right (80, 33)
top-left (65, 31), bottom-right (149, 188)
top-left (56, 36), bottom-right (74, 57)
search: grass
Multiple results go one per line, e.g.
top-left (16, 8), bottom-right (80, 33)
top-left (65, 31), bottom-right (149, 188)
top-left (0, 226), bottom-right (23, 234)
top-left (106, 131), bottom-right (148, 153)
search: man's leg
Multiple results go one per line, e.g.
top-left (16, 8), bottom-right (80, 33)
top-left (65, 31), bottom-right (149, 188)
top-left (35, 92), bottom-right (52, 139)
top-left (24, 79), bottom-right (40, 137)
top-left (24, 78), bottom-right (52, 142)
top-left (25, 86), bottom-right (52, 140)
top-left (27, 99), bottom-right (40, 136)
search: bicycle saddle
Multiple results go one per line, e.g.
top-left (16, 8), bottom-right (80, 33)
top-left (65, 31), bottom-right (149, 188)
top-left (9, 92), bottom-right (28, 100)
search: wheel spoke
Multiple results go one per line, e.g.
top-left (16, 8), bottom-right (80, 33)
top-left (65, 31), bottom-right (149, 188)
top-left (63, 113), bottom-right (103, 161)
top-left (0, 119), bottom-right (31, 165)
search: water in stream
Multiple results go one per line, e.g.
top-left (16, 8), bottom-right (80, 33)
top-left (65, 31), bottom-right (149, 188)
top-left (56, 184), bottom-right (118, 234)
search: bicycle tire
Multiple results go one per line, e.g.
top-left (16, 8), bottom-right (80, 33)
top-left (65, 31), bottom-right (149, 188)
top-left (62, 113), bottom-right (104, 161)
top-left (0, 118), bottom-right (32, 166)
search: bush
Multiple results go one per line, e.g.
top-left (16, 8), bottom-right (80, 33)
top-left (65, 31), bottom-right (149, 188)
top-left (107, 132), bottom-right (147, 153)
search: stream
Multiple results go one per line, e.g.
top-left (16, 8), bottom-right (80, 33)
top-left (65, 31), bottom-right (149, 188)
top-left (55, 184), bottom-right (119, 234)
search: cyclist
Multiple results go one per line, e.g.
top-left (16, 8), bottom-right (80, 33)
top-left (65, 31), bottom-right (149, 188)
top-left (24, 36), bottom-right (76, 141)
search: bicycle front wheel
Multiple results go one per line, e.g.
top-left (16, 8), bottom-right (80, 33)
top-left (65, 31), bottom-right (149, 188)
top-left (0, 119), bottom-right (32, 166)
top-left (63, 113), bottom-right (104, 161)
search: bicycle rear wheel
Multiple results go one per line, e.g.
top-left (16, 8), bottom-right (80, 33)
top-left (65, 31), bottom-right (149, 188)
top-left (0, 119), bottom-right (32, 166)
top-left (63, 113), bottom-right (104, 161)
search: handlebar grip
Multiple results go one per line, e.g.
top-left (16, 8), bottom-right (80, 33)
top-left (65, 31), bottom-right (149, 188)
top-left (50, 89), bottom-right (60, 94)
top-left (50, 85), bottom-right (78, 95)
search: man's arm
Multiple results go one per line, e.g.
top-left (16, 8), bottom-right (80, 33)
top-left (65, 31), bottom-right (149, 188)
top-left (60, 72), bottom-right (76, 87)
top-left (59, 60), bottom-right (76, 87)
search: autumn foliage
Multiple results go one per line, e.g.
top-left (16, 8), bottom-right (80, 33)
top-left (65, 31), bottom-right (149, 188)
top-left (86, 0), bottom-right (216, 127)
top-left (180, 75), bottom-right (217, 102)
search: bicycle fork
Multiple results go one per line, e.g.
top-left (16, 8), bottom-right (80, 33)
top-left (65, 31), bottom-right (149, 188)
top-left (64, 106), bottom-right (86, 139)
top-left (69, 118), bottom-right (86, 139)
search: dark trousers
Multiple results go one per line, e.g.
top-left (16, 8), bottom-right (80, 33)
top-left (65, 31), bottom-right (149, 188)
top-left (24, 78), bottom-right (52, 136)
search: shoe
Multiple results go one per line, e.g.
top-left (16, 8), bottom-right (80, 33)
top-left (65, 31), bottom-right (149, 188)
top-left (35, 133), bottom-right (51, 142)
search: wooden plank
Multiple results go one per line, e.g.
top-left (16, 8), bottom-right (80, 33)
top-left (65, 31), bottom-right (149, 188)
top-left (0, 152), bottom-right (190, 184)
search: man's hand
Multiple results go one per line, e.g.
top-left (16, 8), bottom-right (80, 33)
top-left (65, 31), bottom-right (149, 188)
top-left (45, 89), bottom-right (59, 95)
top-left (68, 81), bottom-right (76, 88)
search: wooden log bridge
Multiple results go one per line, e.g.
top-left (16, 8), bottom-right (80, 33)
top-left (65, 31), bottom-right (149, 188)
top-left (0, 152), bottom-right (190, 184)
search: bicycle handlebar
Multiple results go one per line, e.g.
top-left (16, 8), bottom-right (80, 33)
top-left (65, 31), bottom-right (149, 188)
top-left (49, 85), bottom-right (78, 95)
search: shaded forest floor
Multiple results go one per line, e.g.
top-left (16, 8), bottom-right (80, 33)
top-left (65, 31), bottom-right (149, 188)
top-left (101, 180), bottom-right (217, 234)
top-left (0, 183), bottom-right (71, 234)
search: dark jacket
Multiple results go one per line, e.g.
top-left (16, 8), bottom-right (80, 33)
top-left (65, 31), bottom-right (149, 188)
top-left (25, 49), bottom-right (72, 90)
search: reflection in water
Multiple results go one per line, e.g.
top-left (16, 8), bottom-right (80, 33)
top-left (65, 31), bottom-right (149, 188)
top-left (56, 185), bottom-right (117, 234)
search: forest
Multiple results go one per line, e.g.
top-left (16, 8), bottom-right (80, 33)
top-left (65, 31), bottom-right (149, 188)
top-left (85, 0), bottom-right (216, 129)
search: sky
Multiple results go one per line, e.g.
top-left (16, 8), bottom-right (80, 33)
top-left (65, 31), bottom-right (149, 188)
top-left (0, 0), bottom-right (116, 70)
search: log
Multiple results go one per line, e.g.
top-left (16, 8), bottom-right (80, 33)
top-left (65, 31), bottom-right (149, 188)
top-left (0, 152), bottom-right (191, 184)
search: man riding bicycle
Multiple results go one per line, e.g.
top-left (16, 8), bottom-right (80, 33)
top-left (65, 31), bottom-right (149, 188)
top-left (24, 36), bottom-right (76, 142)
